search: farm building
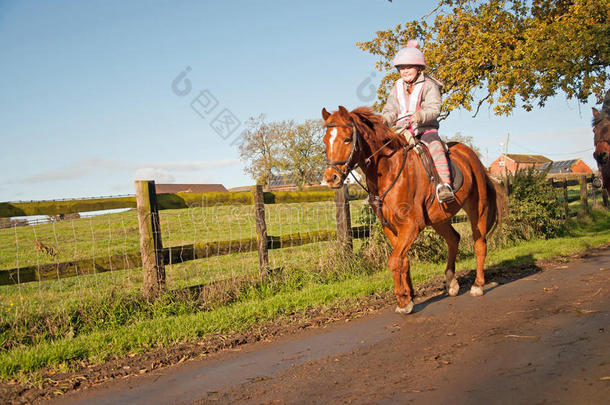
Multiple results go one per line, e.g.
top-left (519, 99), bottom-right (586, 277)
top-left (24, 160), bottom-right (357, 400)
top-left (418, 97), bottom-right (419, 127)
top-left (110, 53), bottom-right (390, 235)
top-left (539, 159), bottom-right (593, 175)
top-left (489, 153), bottom-right (552, 176)
top-left (155, 184), bottom-right (228, 193)
top-left (266, 173), bottom-right (324, 191)
top-left (228, 173), bottom-right (325, 192)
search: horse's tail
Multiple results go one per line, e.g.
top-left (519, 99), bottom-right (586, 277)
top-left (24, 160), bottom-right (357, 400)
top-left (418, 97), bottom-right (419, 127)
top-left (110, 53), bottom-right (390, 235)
top-left (485, 174), bottom-right (507, 236)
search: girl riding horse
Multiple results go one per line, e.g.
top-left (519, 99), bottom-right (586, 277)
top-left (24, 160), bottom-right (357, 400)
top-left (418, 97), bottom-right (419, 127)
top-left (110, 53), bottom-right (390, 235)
top-left (381, 40), bottom-right (453, 203)
top-left (322, 105), bottom-right (505, 314)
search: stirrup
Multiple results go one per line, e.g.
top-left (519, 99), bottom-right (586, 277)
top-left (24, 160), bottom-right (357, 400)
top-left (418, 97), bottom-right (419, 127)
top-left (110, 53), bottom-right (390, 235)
top-left (436, 183), bottom-right (455, 203)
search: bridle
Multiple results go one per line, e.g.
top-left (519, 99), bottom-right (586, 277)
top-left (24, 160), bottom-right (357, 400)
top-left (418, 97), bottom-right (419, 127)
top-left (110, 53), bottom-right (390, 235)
top-left (325, 122), bottom-right (360, 182)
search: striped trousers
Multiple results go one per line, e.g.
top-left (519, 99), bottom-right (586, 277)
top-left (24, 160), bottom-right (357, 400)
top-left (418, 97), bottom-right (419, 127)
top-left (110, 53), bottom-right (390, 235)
top-left (420, 130), bottom-right (451, 186)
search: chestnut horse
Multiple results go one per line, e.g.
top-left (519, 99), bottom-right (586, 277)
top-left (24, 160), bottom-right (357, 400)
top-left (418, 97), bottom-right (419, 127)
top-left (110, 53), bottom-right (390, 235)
top-left (593, 108), bottom-right (610, 192)
top-left (322, 106), bottom-right (505, 313)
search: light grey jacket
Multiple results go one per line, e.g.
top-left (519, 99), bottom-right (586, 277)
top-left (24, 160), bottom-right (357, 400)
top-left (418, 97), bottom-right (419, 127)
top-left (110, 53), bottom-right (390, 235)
top-left (382, 72), bottom-right (443, 134)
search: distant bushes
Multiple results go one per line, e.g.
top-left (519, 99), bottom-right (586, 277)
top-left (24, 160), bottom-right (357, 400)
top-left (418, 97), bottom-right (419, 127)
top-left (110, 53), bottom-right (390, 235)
top-left (503, 168), bottom-right (565, 240)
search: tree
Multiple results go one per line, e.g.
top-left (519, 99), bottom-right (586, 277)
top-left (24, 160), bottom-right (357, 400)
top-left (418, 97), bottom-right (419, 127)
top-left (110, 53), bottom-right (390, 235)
top-left (239, 116), bottom-right (326, 187)
top-left (357, 0), bottom-right (609, 118)
top-left (238, 114), bottom-right (283, 185)
top-left (278, 119), bottom-right (326, 189)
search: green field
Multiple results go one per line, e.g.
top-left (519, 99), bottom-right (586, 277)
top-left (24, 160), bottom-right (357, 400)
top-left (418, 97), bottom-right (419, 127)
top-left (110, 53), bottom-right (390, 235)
top-left (0, 200), bottom-right (370, 270)
top-left (0, 194), bottom-right (608, 382)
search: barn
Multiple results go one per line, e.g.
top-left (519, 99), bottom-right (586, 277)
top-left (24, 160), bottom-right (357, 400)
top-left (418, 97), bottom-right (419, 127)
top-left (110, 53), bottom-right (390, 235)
top-left (489, 154), bottom-right (552, 176)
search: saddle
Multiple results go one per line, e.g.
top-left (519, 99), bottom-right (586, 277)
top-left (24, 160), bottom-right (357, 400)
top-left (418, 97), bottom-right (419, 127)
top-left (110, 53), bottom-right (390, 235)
top-left (414, 140), bottom-right (463, 198)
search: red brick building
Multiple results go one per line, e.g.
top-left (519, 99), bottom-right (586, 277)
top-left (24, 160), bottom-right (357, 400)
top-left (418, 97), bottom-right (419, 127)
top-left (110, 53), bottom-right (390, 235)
top-left (489, 154), bottom-right (552, 177)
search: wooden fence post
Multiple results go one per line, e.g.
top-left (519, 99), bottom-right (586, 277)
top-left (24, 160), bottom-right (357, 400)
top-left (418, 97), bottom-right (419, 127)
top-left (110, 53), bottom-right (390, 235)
top-left (580, 175), bottom-right (588, 214)
top-left (562, 180), bottom-right (569, 219)
top-left (334, 185), bottom-right (352, 251)
top-left (252, 185), bottom-right (269, 274)
top-left (592, 182), bottom-right (598, 208)
top-left (135, 180), bottom-right (166, 299)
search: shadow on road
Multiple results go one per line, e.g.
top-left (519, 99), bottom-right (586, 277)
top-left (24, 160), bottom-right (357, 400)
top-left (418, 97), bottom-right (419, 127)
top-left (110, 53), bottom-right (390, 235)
top-left (414, 253), bottom-right (542, 313)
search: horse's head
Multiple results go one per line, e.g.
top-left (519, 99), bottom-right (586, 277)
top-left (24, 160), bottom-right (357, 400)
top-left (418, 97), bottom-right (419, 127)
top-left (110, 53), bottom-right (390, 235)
top-left (322, 106), bottom-right (361, 188)
top-left (593, 107), bottom-right (610, 166)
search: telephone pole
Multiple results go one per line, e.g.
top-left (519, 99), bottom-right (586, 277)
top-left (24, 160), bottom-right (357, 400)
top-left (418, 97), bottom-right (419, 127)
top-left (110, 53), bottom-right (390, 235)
top-left (503, 133), bottom-right (510, 178)
top-left (504, 133), bottom-right (510, 194)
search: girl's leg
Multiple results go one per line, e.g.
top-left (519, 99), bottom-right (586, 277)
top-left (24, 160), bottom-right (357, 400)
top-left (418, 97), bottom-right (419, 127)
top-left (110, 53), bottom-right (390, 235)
top-left (420, 131), bottom-right (451, 186)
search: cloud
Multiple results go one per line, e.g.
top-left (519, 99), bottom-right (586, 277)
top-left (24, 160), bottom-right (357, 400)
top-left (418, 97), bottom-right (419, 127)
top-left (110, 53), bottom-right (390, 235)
top-left (153, 159), bottom-right (241, 172)
top-left (133, 168), bottom-right (175, 183)
top-left (81, 157), bottom-right (132, 170)
top-left (12, 158), bottom-right (241, 185)
top-left (111, 184), bottom-right (133, 194)
top-left (22, 164), bottom-right (94, 183)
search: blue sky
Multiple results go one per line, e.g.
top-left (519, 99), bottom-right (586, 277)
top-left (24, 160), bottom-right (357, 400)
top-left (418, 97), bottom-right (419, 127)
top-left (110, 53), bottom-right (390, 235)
top-left (0, 0), bottom-right (604, 202)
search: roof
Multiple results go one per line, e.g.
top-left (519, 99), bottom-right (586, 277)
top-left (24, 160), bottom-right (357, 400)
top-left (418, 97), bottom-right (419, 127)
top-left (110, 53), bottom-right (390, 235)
top-left (540, 159), bottom-right (580, 174)
top-left (269, 174), bottom-right (299, 187)
top-left (228, 185), bottom-right (254, 193)
top-left (539, 159), bottom-right (583, 174)
top-left (504, 154), bottom-right (552, 164)
top-left (155, 184), bottom-right (228, 194)
top-left (268, 172), bottom-right (324, 187)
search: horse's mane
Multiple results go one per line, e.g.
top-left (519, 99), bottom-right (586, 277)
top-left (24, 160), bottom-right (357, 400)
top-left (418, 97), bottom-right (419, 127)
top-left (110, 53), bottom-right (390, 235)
top-left (593, 109), bottom-right (610, 144)
top-left (350, 107), bottom-right (407, 151)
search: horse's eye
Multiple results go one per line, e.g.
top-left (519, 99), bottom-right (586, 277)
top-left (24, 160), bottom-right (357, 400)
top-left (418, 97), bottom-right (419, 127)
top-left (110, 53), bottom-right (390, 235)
top-left (344, 138), bottom-right (352, 144)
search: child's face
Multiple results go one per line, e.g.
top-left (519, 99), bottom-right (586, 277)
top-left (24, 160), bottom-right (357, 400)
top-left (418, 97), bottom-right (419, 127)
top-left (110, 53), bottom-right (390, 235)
top-left (397, 65), bottom-right (419, 83)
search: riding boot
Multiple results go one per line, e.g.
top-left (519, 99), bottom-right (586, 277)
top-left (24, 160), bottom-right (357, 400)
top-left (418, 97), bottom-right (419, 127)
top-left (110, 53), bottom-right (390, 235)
top-left (436, 183), bottom-right (455, 203)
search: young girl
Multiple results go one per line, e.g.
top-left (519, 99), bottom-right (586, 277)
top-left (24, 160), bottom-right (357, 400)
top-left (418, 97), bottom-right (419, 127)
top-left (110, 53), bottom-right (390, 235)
top-left (382, 40), bottom-right (454, 203)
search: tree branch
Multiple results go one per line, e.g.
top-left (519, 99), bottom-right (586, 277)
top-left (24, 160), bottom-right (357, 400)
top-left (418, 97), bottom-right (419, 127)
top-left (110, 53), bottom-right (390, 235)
top-left (423, 1), bottom-right (445, 19)
top-left (472, 93), bottom-right (492, 118)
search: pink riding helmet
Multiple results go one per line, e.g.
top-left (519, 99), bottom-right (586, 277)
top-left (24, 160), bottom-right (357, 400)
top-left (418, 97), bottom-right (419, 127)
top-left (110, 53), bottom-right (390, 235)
top-left (392, 40), bottom-right (426, 68)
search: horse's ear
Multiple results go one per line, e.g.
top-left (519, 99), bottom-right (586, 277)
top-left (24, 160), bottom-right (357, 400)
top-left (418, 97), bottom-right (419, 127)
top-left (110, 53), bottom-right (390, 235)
top-left (593, 107), bottom-right (599, 118)
top-left (338, 106), bottom-right (349, 117)
top-left (322, 108), bottom-right (330, 120)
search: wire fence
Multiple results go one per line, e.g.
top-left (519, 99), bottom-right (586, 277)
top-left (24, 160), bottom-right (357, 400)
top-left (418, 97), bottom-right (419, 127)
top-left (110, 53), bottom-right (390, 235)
top-left (0, 193), bottom-right (376, 324)
top-left (1, 211), bottom-right (141, 329)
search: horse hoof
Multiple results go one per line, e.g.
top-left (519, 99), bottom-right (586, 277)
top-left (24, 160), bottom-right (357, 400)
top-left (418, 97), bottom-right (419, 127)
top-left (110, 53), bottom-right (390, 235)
top-left (448, 279), bottom-right (459, 296)
top-left (470, 285), bottom-right (484, 297)
top-left (395, 301), bottom-right (414, 314)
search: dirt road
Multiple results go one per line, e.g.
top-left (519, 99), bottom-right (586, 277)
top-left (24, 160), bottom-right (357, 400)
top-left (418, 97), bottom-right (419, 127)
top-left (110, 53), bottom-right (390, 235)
top-left (51, 247), bottom-right (610, 405)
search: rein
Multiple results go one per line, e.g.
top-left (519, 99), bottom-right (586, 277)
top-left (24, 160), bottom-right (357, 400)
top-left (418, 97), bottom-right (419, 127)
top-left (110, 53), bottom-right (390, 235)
top-left (376, 145), bottom-right (409, 203)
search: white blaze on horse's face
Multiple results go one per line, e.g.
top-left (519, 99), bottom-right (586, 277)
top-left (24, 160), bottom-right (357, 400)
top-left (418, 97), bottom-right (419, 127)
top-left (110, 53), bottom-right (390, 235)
top-left (329, 128), bottom-right (338, 155)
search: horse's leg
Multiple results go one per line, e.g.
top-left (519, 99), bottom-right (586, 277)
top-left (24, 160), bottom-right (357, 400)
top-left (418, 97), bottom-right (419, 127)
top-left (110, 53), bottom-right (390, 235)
top-left (431, 221), bottom-right (461, 296)
top-left (464, 200), bottom-right (488, 297)
top-left (388, 225), bottom-right (421, 314)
